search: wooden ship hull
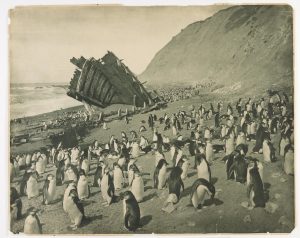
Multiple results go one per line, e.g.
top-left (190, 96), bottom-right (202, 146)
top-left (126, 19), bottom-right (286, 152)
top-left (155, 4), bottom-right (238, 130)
top-left (67, 51), bottom-right (162, 108)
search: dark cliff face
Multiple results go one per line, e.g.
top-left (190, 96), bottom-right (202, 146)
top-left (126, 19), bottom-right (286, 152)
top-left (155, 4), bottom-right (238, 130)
top-left (140, 5), bottom-right (293, 91)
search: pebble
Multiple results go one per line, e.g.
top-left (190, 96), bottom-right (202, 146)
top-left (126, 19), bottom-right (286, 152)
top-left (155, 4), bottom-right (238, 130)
top-left (187, 221), bottom-right (196, 227)
top-left (218, 210), bottom-right (224, 214)
top-left (274, 193), bottom-right (281, 200)
top-left (278, 216), bottom-right (293, 228)
top-left (265, 202), bottom-right (279, 214)
top-left (243, 215), bottom-right (252, 223)
top-left (241, 201), bottom-right (249, 208)
top-left (280, 178), bottom-right (287, 183)
top-left (271, 172), bottom-right (281, 178)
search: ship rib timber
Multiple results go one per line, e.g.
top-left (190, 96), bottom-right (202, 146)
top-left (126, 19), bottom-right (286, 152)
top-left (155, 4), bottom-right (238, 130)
top-left (67, 51), bottom-right (161, 108)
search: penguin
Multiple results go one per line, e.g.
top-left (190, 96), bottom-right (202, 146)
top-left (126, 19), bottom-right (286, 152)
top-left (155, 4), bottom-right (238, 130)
top-left (113, 163), bottom-right (125, 190)
top-left (250, 121), bottom-right (257, 139)
top-left (279, 136), bottom-right (290, 157)
top-left (63, 182), bottom-right (77, 212)
top-left (205, 140), bottom-right (214, 164)
top-left (93, 160), bottom-right (105, 187)
top-left (247, 164), bottom-right (265, 208)
top-left (228, 154), bottom-right (248, 183)
top-left (195, 153), bottom-right (211, 182)
top-left (13, 157), bottom-right (20, 175)
top-left (270, 117), bottom-right (280, 134)
top-left (35, 156), bottom-right (45, 175)
top-left (10, 158), bottom-right (16, 182)
top-left (190, 178), bottom-right (215, 209)
top-left (10, 187), bottom-right (22, 220)
top-left (100, 168), bottom-right (115, 206)
top-left (40, 152), bottom-right (48, 167)
top-left (167, 166), bottom-right (184, 202)
top-left (10, 203), bottom-right (18, 230)
top-left (262, 138), bottom-right (275, 162)
top-left (65, 164), bottom-right (79, 182)
top-left (23, 209), bottom-right (42, 234)
top-left (64, 188), bottom-right (85, 230)
top-left (284, 145), bottom-right (294, 175)
top-left (172, 125), bottom-right (177, 136)
top-left (80, 157), bottom-right (90, 176)
top-left (199, 117), bottom-right (204, 127)
top-left (123, 191), bottom-right (140, 232)
top-left (25, 153), bottom-right (32, 167)
top-left (162, 135), bottom-right (171, 151)
top-left (42, 174), bottom-right (56, 205)
top-left (131, 172), bottom-right (144, 203)
top-left (235, 143), bottom-right (248, 156)
top-left (180, 156), bottom-right (190, 180)
top-left (222, 151), bottom-right (238, 180)
top-left (153, 159), bottom-right (168, 189)
top-left (252, 122), bottom-right (268, 153)
top-left (131, 141), bottom-right (140, 158)
top-left (154, 150), bottom-right (165, 167)
top-left (225, 128), bottom-right (235, 155)
top-left (236, 131), bottom-right (246, 146)
top-left (19, 170), bottom-right (31, 196)
top-left (26, 171), bottom-right (39, 199)
top-left (188, 132), bottom-right (196, 156)
top-left (170, 145), bottom-right (177, 166)
top-left (56, 159), bottom-right (65, 186)
top-left (18, 155), bottom-right (26, 170)
top-left (174, 147), bottom-right (183, 167)
top-left (246, 159), bottom-right (264, 187)
top-left (128, 161), bottom-right (139, 186)
top-left (204, 128), bottom-right (212, 140)
top-left (77, 169), bottom-right (90, 200)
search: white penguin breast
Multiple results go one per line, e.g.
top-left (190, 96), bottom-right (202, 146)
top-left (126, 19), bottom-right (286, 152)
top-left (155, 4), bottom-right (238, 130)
top-left (123, 199), bottom-right (127, 217)
top-left (24, 215), bottom-right (39, 234)
top-left (48, 180), bottom-right (56, 194)
top-left (197, 162), bottom-right (209, 181)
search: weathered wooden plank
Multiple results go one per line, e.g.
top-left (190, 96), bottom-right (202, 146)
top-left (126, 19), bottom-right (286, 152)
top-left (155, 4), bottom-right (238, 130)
top-left (103, 84), bottom-right (113, 104)
top-left (83, 63), bottom-right (97, 95)
top-left (90, 70), bottom-right (102, 98)
top-left (95, 75), bottom-right (108, 100)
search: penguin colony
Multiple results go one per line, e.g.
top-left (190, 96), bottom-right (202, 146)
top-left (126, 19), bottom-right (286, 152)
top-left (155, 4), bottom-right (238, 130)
top-left (10, 91), bottom-right (294, 234)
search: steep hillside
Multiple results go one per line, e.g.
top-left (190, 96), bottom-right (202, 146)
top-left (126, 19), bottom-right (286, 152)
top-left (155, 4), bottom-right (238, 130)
top-left (140, 5), bottom-right (293, 91)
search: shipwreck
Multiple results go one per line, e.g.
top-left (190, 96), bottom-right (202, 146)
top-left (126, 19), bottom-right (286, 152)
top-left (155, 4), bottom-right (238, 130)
top-left (67, 51), bottom-right (163, 108)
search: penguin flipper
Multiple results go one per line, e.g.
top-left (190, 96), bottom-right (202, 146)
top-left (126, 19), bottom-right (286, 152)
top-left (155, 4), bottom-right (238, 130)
top-left (73, 196), bottom-right (84, 217)
top-left (35, 214), bottom-right (42, 234)
top-left (42, 180), bottom-right (49, 204)
top-left (153, 170), bottom-right (158, 189)
top-left (124, 211), bottom-right (130, 230)
top-left (247, 184), bottom-right (253, 198)
top-left (87, 185), bottom-right (90, 198)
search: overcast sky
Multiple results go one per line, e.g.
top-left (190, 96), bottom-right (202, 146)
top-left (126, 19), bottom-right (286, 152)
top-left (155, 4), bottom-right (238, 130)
top-left (10, 5), bottom-right (229, 84)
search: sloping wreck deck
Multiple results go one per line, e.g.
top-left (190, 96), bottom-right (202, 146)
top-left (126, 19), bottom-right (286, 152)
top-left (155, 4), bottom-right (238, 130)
top-left (67, 51), bottom-right (162, 108)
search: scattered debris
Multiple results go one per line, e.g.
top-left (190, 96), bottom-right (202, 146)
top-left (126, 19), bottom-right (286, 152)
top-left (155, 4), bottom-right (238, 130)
top-left (271, 172), bottom-right (281, 178)
top-left (265, 202), bottom-right (279, 214)
top-left (274, 193), bottom-right (281, 200)
top-left (278, 216), bottom-right (293, 229)
top-left (218, 210), bottom-right (224, 215)
top-left (243, 215), bottom-right (252, 223)
top-left (187, 221), bottom-right (196, 227)
top-left (241, 201), bottom-right (249, 208)
top-left (162, 203), bottom-right (176, 213)
top-left (280, 178), bottom-right (287, 183)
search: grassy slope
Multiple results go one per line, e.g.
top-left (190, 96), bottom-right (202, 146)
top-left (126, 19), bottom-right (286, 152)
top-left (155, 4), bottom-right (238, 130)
top-left (140, 5), bottom-right (293, 91)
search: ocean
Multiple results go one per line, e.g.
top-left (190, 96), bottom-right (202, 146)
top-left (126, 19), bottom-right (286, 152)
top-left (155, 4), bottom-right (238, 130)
top-left (10, 83), bottom-right (82, 119)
